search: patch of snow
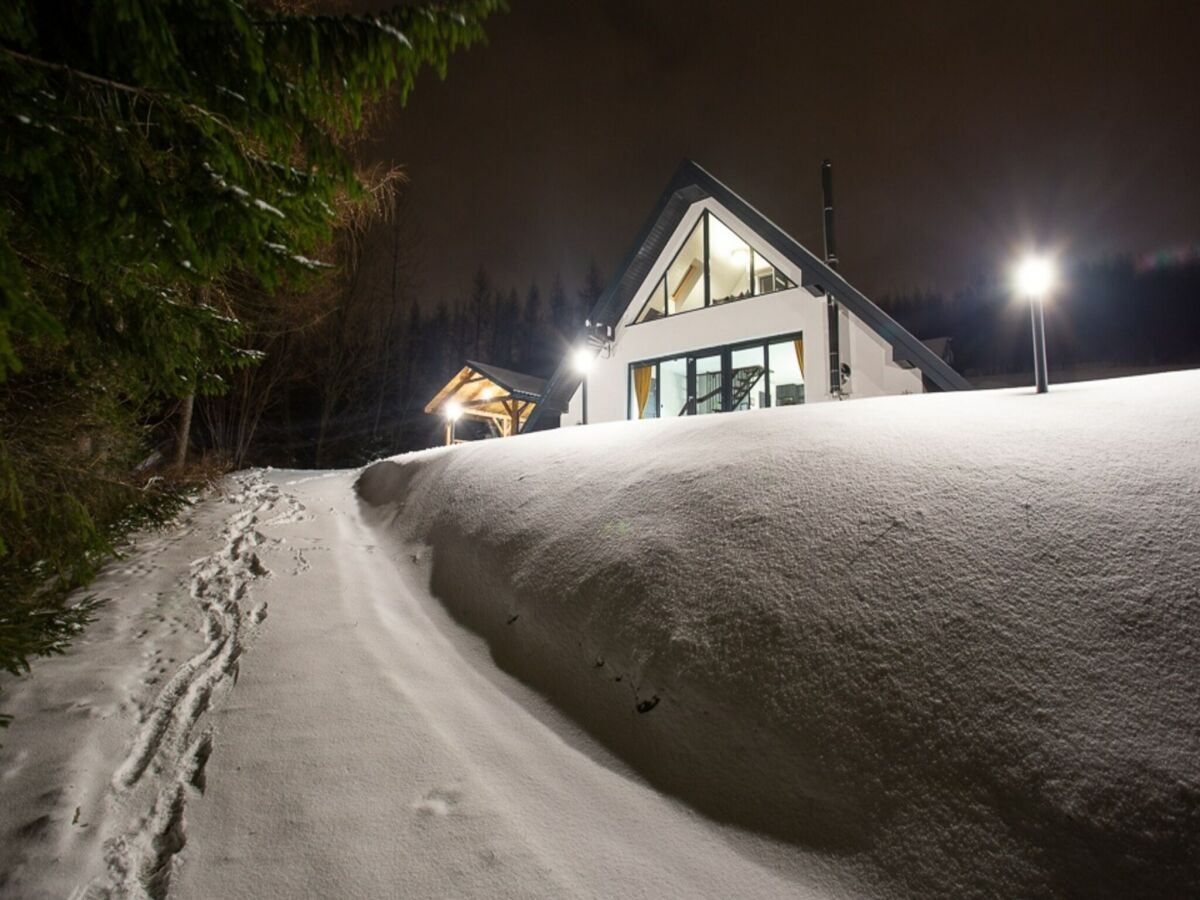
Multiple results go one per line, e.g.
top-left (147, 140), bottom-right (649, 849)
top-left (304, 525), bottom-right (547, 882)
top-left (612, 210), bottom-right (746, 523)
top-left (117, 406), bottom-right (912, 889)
top-left (252, 199), bottom-right (285, 220)
top-left (0, 473), bottom-right (301, 899)
top-left (373, 20), bottom-right (413, 47)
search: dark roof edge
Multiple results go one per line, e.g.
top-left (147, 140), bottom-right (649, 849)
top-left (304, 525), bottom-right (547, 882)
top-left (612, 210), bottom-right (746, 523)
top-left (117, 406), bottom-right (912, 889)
top-left (464, 359), bottom-right (547, 400)
top-left (681, 163), bottom-right (970, 391)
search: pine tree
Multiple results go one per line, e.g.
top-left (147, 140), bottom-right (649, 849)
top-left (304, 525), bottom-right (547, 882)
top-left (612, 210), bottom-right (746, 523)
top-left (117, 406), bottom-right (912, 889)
top-left (548, 273), bottom-right (570, 345)
top-left (520, 282), bottom-right (542, 371)
top-left (0, 0), bottom-right (503, 686)
top-left (489, 287), bottom-right (519, 367)
top-left (578, 258), bottom-right (606, 327)
top-left (0, 0), bottom-right (501, 390)
top-left (467, 265), bottom-right (492, 359)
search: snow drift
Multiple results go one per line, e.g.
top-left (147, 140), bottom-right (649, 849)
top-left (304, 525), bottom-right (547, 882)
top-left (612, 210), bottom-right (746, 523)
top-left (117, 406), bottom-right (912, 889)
top-left (357, 370), bottom-right (1200, 899)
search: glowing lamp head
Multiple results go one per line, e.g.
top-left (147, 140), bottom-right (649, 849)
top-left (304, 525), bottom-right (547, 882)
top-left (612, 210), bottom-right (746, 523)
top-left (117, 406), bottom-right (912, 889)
top-left (480, 386), bottom-right (495, 400)
top-left (1014, 254), bottom-right (1057, 299)
top-left (572, 346), bottom-right (595, 375)
top-left (443, 400), bottom-right (463, 421)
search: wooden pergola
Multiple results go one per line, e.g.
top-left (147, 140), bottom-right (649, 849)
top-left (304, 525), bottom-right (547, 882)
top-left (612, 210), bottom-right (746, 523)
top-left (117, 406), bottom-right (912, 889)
top-left (424, 360), bottom-right (547, 445)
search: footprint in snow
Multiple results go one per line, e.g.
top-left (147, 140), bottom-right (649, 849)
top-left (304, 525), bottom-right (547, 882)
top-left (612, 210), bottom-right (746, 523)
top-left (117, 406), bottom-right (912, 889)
top-left (414, 787), bottom-right (461, 817)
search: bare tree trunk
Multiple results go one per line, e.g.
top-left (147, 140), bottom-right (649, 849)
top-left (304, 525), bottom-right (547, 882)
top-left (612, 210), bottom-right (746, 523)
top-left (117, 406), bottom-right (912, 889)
top-left (173, 393), bottom-right (194, 470)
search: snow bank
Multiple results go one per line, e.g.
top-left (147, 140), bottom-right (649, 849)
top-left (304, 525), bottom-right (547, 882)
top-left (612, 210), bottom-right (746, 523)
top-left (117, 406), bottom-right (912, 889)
top-left (358, 370), bottom-right (1200, 898)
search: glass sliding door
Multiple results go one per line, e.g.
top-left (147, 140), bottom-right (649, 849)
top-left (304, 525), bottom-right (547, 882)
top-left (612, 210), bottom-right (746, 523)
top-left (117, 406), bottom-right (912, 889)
top-left (692, 353), bottom-right (724, 415)
top-left (730, 345), bottom-right (766, 410)
top-left (629, 363), bottom-right (658, 419)
top-left (767, 337), bottom-right (806, 406)
top-left (628, 331), bottom-right (805, 421)
top-left (659, 356), bottom-right (688, 417)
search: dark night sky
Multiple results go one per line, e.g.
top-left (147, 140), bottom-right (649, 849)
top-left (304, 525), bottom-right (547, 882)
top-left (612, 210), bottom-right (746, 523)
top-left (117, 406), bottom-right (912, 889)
top-left (364, 0), bottom-right (1200, 304)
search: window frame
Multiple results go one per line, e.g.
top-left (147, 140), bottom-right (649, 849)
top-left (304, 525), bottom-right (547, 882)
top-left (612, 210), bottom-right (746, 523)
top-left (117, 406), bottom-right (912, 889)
top-left (629, 210), bottom-right (797, 326)
top-left (626, 329), bottom-right (805, 420)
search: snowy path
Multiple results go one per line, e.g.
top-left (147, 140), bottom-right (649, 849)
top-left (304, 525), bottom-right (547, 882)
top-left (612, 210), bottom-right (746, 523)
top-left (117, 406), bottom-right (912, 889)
top-left (1, 469), bottom-right (851, 899)
top-left (173, 469), bottom-right (846, 899)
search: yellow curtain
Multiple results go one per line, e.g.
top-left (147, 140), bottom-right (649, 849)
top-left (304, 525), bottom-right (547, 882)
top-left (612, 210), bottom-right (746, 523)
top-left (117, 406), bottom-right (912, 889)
top-left (794, 338), bottom-right (805, 378)
top-left (633, 365), bottom-right (653, 418)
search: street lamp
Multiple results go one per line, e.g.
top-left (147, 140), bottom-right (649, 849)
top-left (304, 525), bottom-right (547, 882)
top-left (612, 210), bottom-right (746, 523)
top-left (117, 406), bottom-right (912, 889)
top-left (443, 400), bottom-right (462, 446)
top-left (1014, 254), bottom-right (1056, 393)
top-left (572, 346), bottom-right (595, 425)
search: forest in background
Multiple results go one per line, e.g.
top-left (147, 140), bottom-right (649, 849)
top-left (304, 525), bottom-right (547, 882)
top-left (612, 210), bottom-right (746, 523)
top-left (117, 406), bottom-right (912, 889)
top-left (878, 254), bottom-right (1200, 381)
top-left (191, 196), bottom-right (606, 470)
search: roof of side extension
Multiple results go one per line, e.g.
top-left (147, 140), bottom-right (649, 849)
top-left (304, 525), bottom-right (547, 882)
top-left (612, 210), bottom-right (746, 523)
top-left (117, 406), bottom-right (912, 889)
top-left (524, 160), bottom-right (970, 428)
top-left (463, 360), bottom-right (548, 399)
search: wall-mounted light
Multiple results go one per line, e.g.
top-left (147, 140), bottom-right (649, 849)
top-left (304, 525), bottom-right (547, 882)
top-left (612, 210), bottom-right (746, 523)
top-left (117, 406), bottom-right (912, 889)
top-left (572, 346), bottom-right (595, 375)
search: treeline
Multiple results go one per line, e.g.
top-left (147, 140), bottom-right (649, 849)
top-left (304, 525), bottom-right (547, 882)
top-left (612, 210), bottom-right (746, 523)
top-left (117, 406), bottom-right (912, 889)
top-left (192, 208), bottom-right (606, 468)
top-left (878, 257), bottom-right (1200, 377)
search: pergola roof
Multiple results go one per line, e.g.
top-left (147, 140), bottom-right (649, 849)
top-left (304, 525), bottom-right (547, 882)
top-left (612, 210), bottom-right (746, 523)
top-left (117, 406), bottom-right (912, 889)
top-left (461, 360), bottom-right (547, 400)
top-left (425, 361), bottom-right (546, 437)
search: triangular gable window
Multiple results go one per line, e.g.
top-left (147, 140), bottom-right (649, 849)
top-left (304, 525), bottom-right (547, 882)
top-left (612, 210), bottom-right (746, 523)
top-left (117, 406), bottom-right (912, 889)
top-left (632, 211), bottom-right (795, 324)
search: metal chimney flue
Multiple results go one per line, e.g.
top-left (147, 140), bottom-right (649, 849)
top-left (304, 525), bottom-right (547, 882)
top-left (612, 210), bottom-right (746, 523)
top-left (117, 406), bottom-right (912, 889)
top-left (821, 159), bottom-right (842, 397)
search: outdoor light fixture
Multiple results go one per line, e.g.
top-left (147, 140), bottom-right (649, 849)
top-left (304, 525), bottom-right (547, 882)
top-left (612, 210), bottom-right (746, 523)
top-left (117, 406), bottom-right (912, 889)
top-left (572, 346), bottom-right (595, 425)
top-left (1013, 253), bottom-right (1057, 394)
top-left (572, 346), bottom-right (594, 374)
top-left (480, 387), bottom-right (495, 400)
top-left (1015, 255), bottom-right (1056, 300)
top-left (441, 400), bottom-right (463, 447)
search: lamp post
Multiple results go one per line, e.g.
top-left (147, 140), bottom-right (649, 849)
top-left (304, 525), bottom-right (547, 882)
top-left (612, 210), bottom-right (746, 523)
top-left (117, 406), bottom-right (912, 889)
top-left (443, 400), bottom-right (462, 446)
top-left (1014, 254), bottom-right (1056, 394)
top-left (572, 346), bottom-right (595, 425)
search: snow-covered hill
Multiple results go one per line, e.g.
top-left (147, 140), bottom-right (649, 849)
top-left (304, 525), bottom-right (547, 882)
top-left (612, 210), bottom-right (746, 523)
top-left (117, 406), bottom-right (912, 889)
top-left (2, 371), bottom-right (1196, 899)
top-left (358, 370), bottom-right (1200, 899)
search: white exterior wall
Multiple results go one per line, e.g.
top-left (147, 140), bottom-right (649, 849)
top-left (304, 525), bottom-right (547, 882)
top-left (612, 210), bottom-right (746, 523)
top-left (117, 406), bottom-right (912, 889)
top-left (562, 198), bottom-right (923, 426)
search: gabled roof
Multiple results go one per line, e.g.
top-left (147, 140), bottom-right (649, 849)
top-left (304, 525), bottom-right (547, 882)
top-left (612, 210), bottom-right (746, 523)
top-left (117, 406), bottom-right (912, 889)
top-left (463, 360), bottom-right (547, 399)
top-left (424, 361), bottom-right (546, 418)
top-left (524, 160), bottom-right (970, 428)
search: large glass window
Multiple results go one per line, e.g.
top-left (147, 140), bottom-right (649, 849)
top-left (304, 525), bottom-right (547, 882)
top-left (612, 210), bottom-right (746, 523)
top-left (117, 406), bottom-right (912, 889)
top-left (633, 276), bottom-right (667, 324)
top-left (628, 333), bottom-right (804, 421)
top-left (694, 354), bottom-right (724, 414)
top-left (666, 218), bottom-right (705, 315)
top-left (629, 364), bottom-right (658, 418)
top-left (629, 211), bottom-right (798, 325)
top-left (659, 356), bottom-right (688, 417)
top-left (708, 216), bottom-right (751, 304)
top-left (754, 260), bottom-right (795, 295)
top-left (730, 345), bottom-right (767, 410)
top-left (767, 338), bottom-right (806, 406)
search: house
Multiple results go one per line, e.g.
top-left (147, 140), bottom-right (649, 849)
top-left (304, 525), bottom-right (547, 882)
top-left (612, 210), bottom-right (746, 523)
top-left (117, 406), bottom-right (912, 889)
top-left (427, 160), bottom-right (969, 441)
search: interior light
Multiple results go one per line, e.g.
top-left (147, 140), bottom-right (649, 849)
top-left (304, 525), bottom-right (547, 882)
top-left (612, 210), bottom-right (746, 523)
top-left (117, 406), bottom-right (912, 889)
top-left (444, 400), bottom-right (463, 421)
top-left (480, 387), bottom-right (495, 400)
